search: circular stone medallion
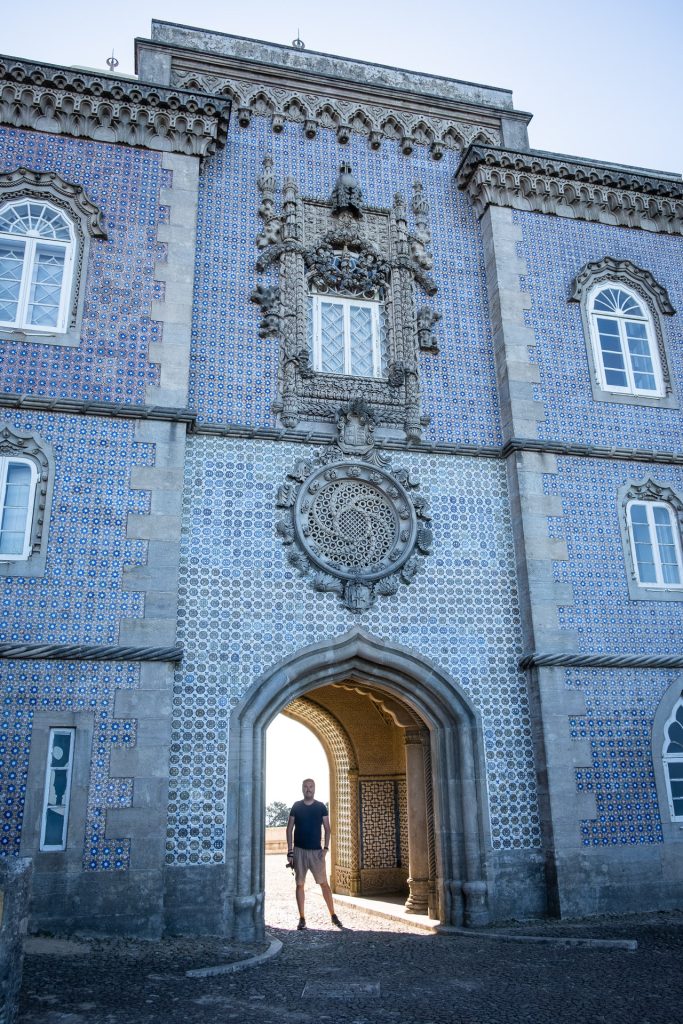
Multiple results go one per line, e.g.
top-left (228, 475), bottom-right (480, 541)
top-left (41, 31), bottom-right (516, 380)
top-left (294, 463), bottom-right (417, 582)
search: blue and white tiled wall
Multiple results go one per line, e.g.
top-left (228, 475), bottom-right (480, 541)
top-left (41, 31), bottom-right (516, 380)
top-left (518, 210), bottom-right (683, 449)
top-left (190, 118), bottom-right (502, 445)
top-left (169, 438), bottom-right (542, 866)
top-left (0, 128), bottom-right (165, 404)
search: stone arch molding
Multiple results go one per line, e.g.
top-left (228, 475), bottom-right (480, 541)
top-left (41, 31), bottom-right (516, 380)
top-left (224, 627), bottom-right (492, 941)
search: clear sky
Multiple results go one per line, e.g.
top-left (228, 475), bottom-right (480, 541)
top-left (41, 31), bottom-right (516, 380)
top-left (2, 0), bottom-right (682, 174)
top-left (266, 715), bottom-right (330, 807)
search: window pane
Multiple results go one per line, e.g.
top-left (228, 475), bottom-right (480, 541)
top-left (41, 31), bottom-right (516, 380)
top-left (625, 322), bottom-right (656, 390)
top-left (0, 240), bottom-right (24, 323)
top-left (349, 304), bottom-right (374, 377)
top-left (596, 318), bottom-right (627, 387)
top-left (319, 302), bottom-right (345, 374)
top-left (27, 245), bottom-right (65, 328)
top-left (43, 806), bottom-right (67, 847)
top-left (594, 288), bottom-right (643, 317)
top-left (0, 462), bottom-right (31, 555)
top-left (653, 506), bottom-right (681, 585)
top-left (629, 505), bottom-right (657, 583)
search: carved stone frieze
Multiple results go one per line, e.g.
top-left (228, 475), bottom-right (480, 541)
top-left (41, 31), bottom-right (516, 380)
top-left (456, 144), bottom-right (683, 235)
top-left (253, 157), bottom-right (441, 441)
top-left (0, 57), bottom-right (230, 156)
top-left (275, 401), bottom-right (432, 611)
top-left (171, 69), bottom-right (500, 157)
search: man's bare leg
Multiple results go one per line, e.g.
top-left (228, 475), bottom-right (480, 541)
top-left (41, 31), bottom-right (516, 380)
top-left (320, 881), bottom-right (335, 915)
top-left (296, 882), bottom-right (305, 918)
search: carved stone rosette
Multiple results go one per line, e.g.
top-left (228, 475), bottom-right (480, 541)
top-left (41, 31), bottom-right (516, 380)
top-left (275, 402), bottom-right (433, 611)
top-left (251, 157), bottom-right (441, 442)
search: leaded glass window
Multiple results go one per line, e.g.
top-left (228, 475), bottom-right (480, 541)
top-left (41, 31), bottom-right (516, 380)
top-left (0, 456), bottom-right (38, 560)
top-left (308, 293), bottom-right (387, 378)
top-left (40, 728), bottom-right (75, 851)
top-left (590, 285), bottom-right (662, 396)
top-left (0, 200), bottom-right (74, 332)
top-left (663, 699), bottom-right (683, 821)
top-left (627, 501), bottom-right (683, 589)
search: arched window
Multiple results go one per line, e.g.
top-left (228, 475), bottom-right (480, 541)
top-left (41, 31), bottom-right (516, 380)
top-left (0, 454), bottom-right (39, 560)
top-left (663, 697), bottom-right (683, 821)
top-left (307, 250), bottom-right (389, 379)
top-left (589, 284), bottom-right (663, 397)
top-left (0, 199), bottom-right (75, 333)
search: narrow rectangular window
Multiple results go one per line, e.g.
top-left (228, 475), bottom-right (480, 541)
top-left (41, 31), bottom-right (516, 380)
top-left (40, 728), bottom-right (75, 851)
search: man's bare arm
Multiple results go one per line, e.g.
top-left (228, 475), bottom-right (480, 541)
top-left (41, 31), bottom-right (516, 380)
top-left (286, 815), bottom-right (295, 853)
top-left (322, 815), bottom-right (331, 851)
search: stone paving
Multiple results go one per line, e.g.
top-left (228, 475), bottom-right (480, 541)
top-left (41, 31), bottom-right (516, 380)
top-left (18, 856), bottom-right (683, 1024)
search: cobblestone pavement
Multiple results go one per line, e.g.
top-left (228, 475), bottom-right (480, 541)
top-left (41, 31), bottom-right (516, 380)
top-left (18, 857), bottom-right (683, 1024)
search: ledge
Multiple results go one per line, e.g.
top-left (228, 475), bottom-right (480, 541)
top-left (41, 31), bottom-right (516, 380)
top-left (0, 55), bottom-right (230, 156)
top-left (520, 651), bottom-right (683, 670)
top-left (456, 144), bottom-right (683, 234)
top-left (0, 642), bottom-right (183, 662)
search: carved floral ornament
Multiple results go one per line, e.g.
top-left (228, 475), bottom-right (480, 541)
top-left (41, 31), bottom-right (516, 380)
top-left (171, 69), bottom-right (500, 158)
top-left (456, 145), bottom-right (683, 235)
top-left (250, 157), bottom-right (441, 442)
top-left (276, 401), bottom-right (433, 611)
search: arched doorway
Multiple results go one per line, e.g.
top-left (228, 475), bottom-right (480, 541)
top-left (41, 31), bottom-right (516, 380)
top-left (225, 628), bottom-right (491, 941)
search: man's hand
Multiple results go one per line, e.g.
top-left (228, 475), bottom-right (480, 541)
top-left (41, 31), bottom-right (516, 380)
top-left (286, 850), bottom-right (294, 871)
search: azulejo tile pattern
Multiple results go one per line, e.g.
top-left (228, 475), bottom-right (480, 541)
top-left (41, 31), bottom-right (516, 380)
top-left (359, 779), bottom-right (405, 870)
top-left (0, 659), bottom-right (139, 869)
top-left (517, 209), bottom-right (683, 449)
top-left (545, 457), bottom-right (683, 655)
top-left (0, 410), bottom-right (153, 645)
top-left (566, 667), bottom-right (677, 846)
top-left (0, 128), bottom-right (164, 404)
top-left (169, 437), bottom-right (541, 866)
top-left (190, 117), bottom-right (502, 445)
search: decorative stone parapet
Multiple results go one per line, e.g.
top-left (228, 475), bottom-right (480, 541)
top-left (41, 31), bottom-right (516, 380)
top-left (456, 144), bottom-right (683, 234)
top-left (0, 56), bottom-right (230, 156)
top-left (0, 858), bottom-right (31, 1024)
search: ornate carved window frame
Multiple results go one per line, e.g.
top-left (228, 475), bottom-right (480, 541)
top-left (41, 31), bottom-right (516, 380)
top-left (652, 678), bottom-right (683, 842)
top-left (251, 158), bottom-right (441, 443)
top-left (0, 424), bottom-right (54, 577)
top-left (618, 478), bottom-right (683, 602)
top-left (0, 168), bottom-right (107, 348)
top-left (570, 257), bottom-right (677, 409)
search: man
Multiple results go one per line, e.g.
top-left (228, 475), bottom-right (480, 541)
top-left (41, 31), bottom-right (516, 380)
top-left (286, 778), bottom-right (343, 931)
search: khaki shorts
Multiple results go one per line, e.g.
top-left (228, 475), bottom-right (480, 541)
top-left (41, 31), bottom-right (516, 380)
top-left (293, 847), bottom-right (328, 885)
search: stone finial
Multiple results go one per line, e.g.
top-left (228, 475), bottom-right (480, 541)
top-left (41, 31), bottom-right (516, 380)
top-left (330, 163), bottom-right (364, 218)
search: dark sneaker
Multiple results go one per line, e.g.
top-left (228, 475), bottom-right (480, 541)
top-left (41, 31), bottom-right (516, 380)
top-left (297, 917), bottom-right (307, 931)
top-left (331, 914), bottom-right (343, 929)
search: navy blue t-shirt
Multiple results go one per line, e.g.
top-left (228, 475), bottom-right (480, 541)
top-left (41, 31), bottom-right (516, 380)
top-left (289, 799), bottom-right (328, 850)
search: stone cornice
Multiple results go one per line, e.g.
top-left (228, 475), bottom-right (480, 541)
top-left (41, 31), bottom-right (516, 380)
top-left (1, 396), bottom-right (680, 466)
top-left (0, 642), bottom-right (183, 662)
top-left (569, 256), bottom-right (676, 314)
top-left (0, 55), bottom-right (231, 156)
top-left (520, 651), bottom-right (683, 670)
top-left (456, 144), bottom-right (683, 234)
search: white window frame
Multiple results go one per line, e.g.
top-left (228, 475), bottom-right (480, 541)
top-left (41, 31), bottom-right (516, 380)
top-left (40, 727), bottom-right (76, 852)
top-left (626, 499), bottom-right (683, 591)
top-left (662, 698), bottom-right (683, 822)
top-left (0, 455), bottom-right (39, 562)
top-left (0, 199), bottom-right (76, 334)
top-left (310, 293), bottom-right (385, 379)
top-left (588, 282), bottom-right (664, 398)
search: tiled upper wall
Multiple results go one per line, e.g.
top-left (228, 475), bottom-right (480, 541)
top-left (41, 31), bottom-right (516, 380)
top-left (190, 118), bottom-right (502, 445)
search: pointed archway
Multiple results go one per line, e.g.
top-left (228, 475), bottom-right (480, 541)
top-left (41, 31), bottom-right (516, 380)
top-left (224, 628), bottom-right (492, 940)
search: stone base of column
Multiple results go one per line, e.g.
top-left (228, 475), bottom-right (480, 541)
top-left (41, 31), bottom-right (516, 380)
top-left (404, 876), bottom-right (430, 914)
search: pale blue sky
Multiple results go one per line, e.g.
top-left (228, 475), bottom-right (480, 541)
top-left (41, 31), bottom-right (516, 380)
top-left (3, 0), bottom-right (682, 174)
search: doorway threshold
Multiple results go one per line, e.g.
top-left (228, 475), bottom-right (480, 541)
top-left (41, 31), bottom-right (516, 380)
top-left (332, 892), bottom-right (439, 932)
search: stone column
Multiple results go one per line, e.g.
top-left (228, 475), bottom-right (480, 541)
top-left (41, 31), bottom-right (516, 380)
top-left (404, 728), bottom-right (430, 914)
